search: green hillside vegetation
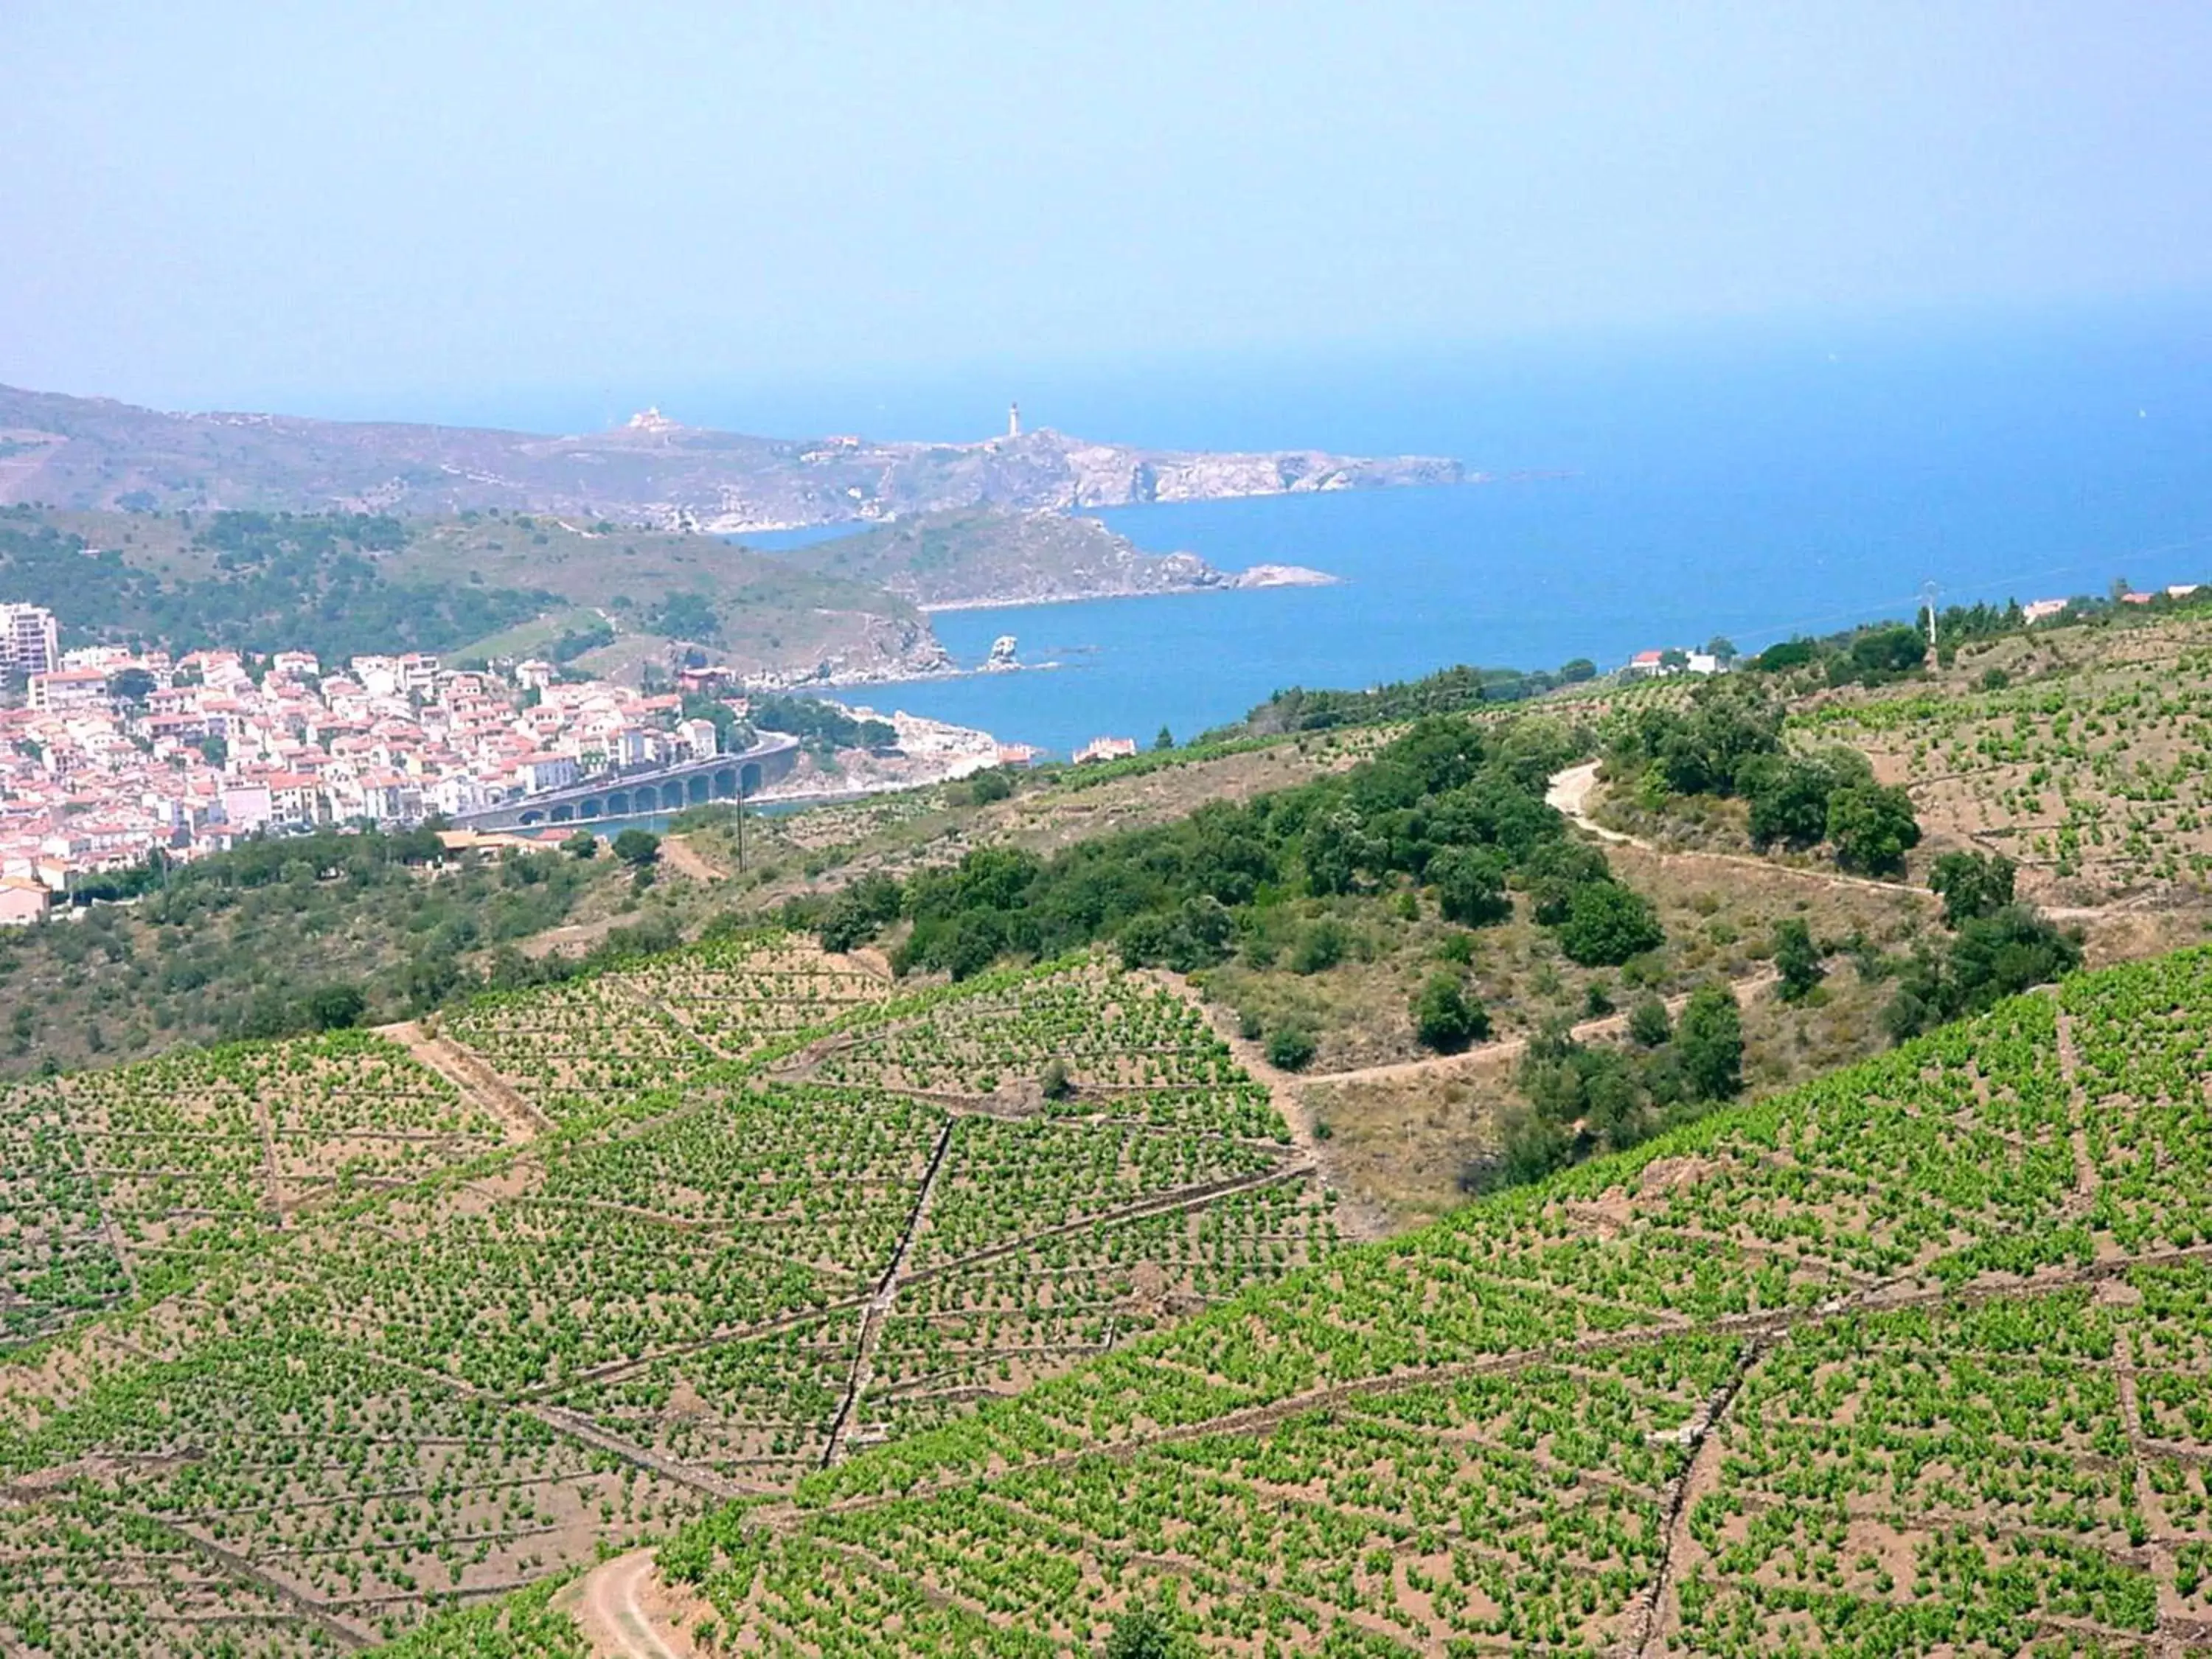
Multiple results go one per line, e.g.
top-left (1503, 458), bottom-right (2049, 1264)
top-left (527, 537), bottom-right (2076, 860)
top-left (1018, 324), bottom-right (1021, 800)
top-left (616, 945), bottom-right (2212, 1655)
top-left (0, 939), bottom-right (1339, 1650)
top-left (0, 504), bottom-right (939, 679)
top-left (0, 505), bottom-right (551, 661)
top-left (0, 829), bottom-right (643, 1076)
top-left (1218, 657), bottom-right (1604, 737)
top-left (808, 715), bottom-right (1614, 981)
top-left (782, 507), bottom-right (1220, 608)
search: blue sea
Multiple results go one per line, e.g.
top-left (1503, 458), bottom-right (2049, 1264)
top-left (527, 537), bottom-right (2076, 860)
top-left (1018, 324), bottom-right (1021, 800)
top-left (713, 299), bottom-right (2212, 756)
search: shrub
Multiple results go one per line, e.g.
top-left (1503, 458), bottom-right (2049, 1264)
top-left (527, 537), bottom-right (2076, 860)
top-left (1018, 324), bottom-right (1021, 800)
top-left (1676, 983), bottom-right (1745, 1100)
top-left (1105, 1610), bottom-right (1188, 1659)
top-left (1288, 919), bottom-right (1348, 975)
top-left (1555, 881), bottom-right (1664, 967)
top-left (1929, 849), bottom-right (2017, 928)
top-left (1627, 995), bottom-right (1672, 1048)
top-left (305, 982), bottom-right (368, 1032)
top-left (1826, 783), bottom-right (1921, 875)
top-left (1412, 972), bottom-right (1489, 1053)
top-left (1428, 846), bottom-right (1510, 925)
top-left (612, 828), bottom-right (661, 868)
top-left (1773, 917), bottom-right (1824, 1002)
top-left (1265, 1025), bottom-right (1318, 1071)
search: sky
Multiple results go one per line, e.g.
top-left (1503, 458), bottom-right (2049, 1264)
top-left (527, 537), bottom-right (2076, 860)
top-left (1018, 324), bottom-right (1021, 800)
top-left (4, 1), bottom-right (2211, 432)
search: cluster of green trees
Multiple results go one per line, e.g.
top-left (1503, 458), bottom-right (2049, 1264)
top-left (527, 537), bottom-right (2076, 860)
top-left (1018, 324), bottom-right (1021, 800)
top-left (1747, 621), bottom-right (1929, 686)
top-left (1607, 678), bottom-right (1923, 873)
top-left (1488, 982), bottom-right (1745, 1189)
top-left (751, 695), bottom-right (897, 756)
top-left (541, 614), bottom-right (615, 663)
top-left (646, 590), bottom-right (721, 643)
top-left (1884, 851), bottom-right (2083, 1040)
top-left (0, 507), bottom-right (552, 661)
top-left (801, 715), bottom-right (1666, 992)
top-left (0, 827), bottom-right (613, 1071)
top-left (1743, 583), bottom-right (2212, 688)
top-left (1217, 657), bottom-right (1600, 739)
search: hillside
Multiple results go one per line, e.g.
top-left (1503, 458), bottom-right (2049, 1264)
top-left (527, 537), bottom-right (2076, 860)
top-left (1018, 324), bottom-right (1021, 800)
top-left (0, 660), bottom-right (2207, 1653)
top-left (573, 947), bottom-right (2212, 1655)
top-left (1, 504), bottom-right (949, 682)
top-left (0, 941), bottom-right (1340, 1651)
top-left (0, 383), bottom-right (1465, 532)
top-left (785, 507), bottom-right (1335, 611)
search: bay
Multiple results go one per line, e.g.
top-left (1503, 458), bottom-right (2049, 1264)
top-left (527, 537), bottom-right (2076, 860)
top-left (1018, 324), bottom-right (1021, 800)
top-left (747, 299), bottom-right (2212, 757)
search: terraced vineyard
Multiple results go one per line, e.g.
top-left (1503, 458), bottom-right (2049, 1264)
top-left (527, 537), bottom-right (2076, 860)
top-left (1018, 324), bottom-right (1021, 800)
top-left (641, 947), bottom-right (2212, 1655)
top-left (1798, 621), bottom-right (2212, 896)
top-left (0, 936), bottom-right (1338, 1652)
top-left (0, 1030), bottom-right (515, 1346)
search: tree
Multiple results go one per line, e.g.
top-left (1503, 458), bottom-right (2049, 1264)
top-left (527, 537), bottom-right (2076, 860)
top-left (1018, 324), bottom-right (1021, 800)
top-left (1745, 756), bottom-right (1846, 849)
top-left (1883, 905), bottom-right (2082, 1040)
top-left (1659, 648), bottom-right (1690, 672)
top-left (1559, 657), bottom-right (1597, 684)
top-left (1675, 984), bottom-right (1744, 1100)
top-left (196, 734), bottom-right (229, 768)
top-left (1412, 972), bottom-right (1489, 1053)
top-left (1627, 995), bottom-right (1672, 1048)
top-left (1555, 880), bottom-right (1663, 967)
top-left (109, 667), bottom-right (159, 703)
top-left (611, 829), bottom-right (661, 868)
top-left (561, 830), bottom-right (599, 860)
top-left (1040, 1058), bottom-right (1074, 1100)
top-left (1826, 782), bottom-right (1921, 875)
top-left (1427, 846), bottom-right (1510, 926)
top-left (1154, 725), bottom-right (1175, 751)
top-left (305, 982), bottom-right (367, 1032)
top-left (1929, 849), bottom-right (2016, 928)
top-left (648, 591), bottom-right (720, 643)
top-left (1301, 807), bottom-right (1372, 896)
top-left (1845, 624), bottom-right (1928, 681)
top-left (965, 768), bottom-right (1015, 804)
top-left (818, 872), bottom-right (902, 953)
top-left (1705, 636), bottom-right (1739, 665)
top-left (1772, 917), bottom-right (1824, 1002)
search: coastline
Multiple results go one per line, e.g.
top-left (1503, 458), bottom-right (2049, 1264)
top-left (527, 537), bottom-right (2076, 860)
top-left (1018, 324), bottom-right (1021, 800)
top-left (743, 658), bottom-right (1062, 693)
top-left (915, 566), bottom-right (1340, 614)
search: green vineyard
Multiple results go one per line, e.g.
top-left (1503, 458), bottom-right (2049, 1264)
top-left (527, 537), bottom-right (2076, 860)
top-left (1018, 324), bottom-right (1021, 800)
top-left (0, 937), bottom-right (1335, 1653)
top-left (634, 949), bottom-right (2212, 1655)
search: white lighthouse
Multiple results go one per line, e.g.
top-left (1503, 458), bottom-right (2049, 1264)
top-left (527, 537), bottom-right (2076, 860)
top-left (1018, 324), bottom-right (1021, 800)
top-left (1007, 401), bottom-right (1020, 439)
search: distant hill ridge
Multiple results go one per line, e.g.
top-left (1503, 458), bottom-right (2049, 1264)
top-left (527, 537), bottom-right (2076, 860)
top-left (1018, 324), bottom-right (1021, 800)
top-left (0, 382), bottom-right (1467, 532)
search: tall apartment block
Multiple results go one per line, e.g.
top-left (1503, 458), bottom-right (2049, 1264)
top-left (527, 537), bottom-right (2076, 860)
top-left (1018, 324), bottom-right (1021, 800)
top-left (0, 605), bottom-right (59, 678)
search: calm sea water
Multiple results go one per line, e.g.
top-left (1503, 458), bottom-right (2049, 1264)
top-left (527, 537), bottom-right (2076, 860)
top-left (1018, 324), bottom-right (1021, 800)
top-left (735, 300), bottom-right (2212, 755)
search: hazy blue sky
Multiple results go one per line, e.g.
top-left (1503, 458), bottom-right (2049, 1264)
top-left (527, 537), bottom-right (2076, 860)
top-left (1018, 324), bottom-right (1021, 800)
top-left (4, 2), bottom-right (2209, 428)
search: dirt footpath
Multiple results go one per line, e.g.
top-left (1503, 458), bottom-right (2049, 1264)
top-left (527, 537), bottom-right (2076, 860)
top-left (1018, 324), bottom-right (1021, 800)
top-left (560, 1549), bottom-right (698, 1658)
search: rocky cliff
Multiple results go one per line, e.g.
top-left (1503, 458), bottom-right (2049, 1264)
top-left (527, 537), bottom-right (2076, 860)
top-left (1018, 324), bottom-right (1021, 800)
top-left (0, 384), bottom-right (1466, 529)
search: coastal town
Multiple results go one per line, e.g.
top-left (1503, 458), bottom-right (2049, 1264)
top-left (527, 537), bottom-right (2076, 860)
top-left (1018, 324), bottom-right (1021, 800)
top-left (0, 602), bottom-right (1021, 916)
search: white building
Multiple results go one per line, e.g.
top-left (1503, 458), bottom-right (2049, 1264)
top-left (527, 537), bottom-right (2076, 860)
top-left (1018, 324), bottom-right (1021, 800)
top-left (1074, 736), bottom-right (1139, 764)
top-left (28, 667), bottom-right (109, 712)
top-left (518, 753), bottom-right (580, 794)
top-left (0, 604), bottom-right (59, 678)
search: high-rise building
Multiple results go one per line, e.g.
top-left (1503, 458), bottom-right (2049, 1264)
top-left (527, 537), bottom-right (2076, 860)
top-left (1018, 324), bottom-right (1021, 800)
top-left (0, 605), bottom-right (58, 678)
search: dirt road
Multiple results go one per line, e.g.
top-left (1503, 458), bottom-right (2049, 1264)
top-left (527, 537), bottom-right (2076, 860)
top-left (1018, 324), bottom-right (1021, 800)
top-left (564, 1549), bottom-right (692, 1659)
top-left (658, 835), bottom-right (726, 883)
top-left (1546, 761), bottom-right (1938, 904)
top-left (1298, 971), bottom-right (1779, 1090)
